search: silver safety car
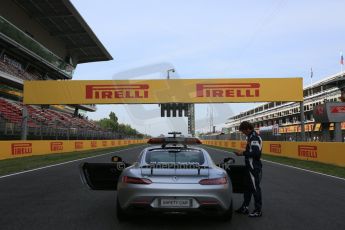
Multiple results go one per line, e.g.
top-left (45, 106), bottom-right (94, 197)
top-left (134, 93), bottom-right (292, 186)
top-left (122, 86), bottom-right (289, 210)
top-left (80, 134), bottom-right (247, 221)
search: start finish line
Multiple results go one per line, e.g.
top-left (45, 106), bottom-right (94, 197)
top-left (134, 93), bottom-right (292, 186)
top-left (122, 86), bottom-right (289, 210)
top-left (23, 78), bottom-right (303, 105)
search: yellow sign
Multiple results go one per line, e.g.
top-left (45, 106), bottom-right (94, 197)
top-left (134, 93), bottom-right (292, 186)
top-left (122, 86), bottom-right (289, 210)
top-left (204, 140), bottom-right (345, 167)
top-left (0, 139), bottom-right (146, 160)
top-left (23, 78), bottom-right (303, 104)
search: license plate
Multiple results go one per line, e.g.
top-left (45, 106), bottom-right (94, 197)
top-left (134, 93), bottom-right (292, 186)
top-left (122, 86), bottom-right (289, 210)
top-left (160, 198), bottom-right (191, 208)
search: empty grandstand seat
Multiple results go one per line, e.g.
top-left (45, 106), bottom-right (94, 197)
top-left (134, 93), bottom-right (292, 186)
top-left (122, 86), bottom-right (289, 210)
top-left (0, 58), bottom-right (37, 80)
top-left (1, 98), bottom-right (105, 137)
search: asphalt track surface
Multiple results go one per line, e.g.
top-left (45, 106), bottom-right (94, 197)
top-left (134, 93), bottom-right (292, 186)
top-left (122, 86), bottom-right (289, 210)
top-left (0, 145), bottom-right (344, 230)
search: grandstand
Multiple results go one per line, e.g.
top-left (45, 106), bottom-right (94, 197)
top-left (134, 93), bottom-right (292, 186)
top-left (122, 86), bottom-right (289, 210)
top-left (222, 72), bottom-right (345, 142)
top-left (0, 0), bottom-right (118, 140)
top-left (201, 72), bottom-right (345, 141)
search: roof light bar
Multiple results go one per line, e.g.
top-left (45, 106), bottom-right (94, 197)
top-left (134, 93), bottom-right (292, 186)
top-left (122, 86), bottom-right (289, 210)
top-left (147, 137), bottom-right (202, 145)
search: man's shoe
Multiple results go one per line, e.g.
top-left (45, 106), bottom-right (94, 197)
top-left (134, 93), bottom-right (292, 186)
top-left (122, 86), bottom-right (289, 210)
top-left (248, 209), bottom-right (262, 217)
top-left (235, 206), bottom-right (249, 214)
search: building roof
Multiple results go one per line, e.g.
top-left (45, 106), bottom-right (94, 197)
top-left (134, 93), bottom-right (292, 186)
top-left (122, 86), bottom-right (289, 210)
top-left (227, 72), bottom-right (345, 121)
top-left (304, 71), bottom-right (345, 90)
top-left (14, 0), bottom-right (113, 64)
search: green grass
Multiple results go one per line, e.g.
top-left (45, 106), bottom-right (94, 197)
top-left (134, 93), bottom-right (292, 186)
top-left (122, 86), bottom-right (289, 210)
top-left (0, 144), bottom-right (145, 176)
top-left (205, 145), bottom-right (345, 179)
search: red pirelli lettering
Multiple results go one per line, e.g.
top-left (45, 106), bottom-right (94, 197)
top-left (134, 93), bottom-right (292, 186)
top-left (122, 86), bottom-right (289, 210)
top-left (85, 84), bottom-right (149, 99)
top-left (270, 144), bottom-right (281, 154)
top-left (50, 142), bottom-right (63, 151)
top-left (11, 143), bottom-right (32, 155)
top-left (75, 142), bottom-right (84, 150)
top-left (196, 83), bottom-right (260, 98)
top-left (298, 145), bottom-right (317, 158)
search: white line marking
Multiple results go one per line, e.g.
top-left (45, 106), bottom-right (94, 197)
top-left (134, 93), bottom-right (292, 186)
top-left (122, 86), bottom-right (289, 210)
top-left (204, 145), bottom-right (345, 182)
top-left (261, 159), bottom-right (345, 182)
top-left (0, 145), bottom-right (144, 180)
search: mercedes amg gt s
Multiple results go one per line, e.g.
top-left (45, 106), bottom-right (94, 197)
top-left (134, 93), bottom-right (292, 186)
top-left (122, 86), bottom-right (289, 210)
top-left (80, 135), bottom-right (247, 221)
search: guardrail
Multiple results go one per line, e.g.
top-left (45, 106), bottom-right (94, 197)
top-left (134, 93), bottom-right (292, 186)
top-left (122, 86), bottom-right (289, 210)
top-left (0, 139), bottom-right (147, 160)
top-left (203, 140), bottom-right (345, 167)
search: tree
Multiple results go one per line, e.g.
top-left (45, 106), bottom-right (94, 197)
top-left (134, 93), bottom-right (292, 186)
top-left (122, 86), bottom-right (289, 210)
top-left (97, 112), bottom-right (143, 138)
top-left (109, 112), bottom-right (118, 124)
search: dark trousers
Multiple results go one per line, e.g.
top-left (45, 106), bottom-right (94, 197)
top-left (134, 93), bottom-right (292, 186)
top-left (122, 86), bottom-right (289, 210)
top-left (242, 168), bottom-right (262, 211)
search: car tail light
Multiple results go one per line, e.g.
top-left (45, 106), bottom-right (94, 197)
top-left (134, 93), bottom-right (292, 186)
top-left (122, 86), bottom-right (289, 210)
top-left (122, 176), bottom-right (152, 184)
top-left (200, 201), bottom-right (219, 205)
top-left (199, 177), bottom-right (227, 185)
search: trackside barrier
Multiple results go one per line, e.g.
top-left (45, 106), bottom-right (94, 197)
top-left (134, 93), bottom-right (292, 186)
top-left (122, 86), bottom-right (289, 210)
top-left (0, 139), bottom-right (147, 160)
top-left (203, 140), bottom-right (345, 167)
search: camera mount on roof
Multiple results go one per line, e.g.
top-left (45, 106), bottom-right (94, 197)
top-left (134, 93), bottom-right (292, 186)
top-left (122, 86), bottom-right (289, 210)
top-left (168, 132), bottom-right (182, 138)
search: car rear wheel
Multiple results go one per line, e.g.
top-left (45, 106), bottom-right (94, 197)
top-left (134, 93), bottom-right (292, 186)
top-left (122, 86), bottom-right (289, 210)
top-left (116, 198), bottom-right (129, 221)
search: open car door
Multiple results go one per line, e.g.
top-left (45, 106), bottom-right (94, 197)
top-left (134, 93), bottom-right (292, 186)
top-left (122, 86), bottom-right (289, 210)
top-left (80, 162), bottom-right (126, 190)
top-left (226, 165), bottom-right (249, 193)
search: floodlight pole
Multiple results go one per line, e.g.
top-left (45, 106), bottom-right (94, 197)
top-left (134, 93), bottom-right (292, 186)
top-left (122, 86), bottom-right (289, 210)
top-left (299, 101), bottom-right (306, 141)
top-left (167, 69), bottom-right (175, 80)
top-left (21, 105), bottom-right (28, 140)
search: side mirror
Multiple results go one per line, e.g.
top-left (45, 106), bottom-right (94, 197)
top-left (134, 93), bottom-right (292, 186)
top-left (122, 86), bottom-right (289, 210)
top-left (223, 157), bottom-right (235, 164)
top-left (111, 156), bottom-right (123, 162)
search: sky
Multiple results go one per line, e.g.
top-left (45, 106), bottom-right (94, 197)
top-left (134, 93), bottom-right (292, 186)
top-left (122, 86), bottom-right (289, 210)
top-left (71, 0), bottom-right (345, 136)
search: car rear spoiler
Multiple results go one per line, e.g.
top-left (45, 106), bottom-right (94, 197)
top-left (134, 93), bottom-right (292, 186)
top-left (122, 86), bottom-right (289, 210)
top-left (141, 163), bottom-right (209, 175)
top-left (147, 137), bottom-right (202, 147)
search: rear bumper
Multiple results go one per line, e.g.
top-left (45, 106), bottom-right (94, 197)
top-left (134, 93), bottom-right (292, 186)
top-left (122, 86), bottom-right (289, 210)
top-left (117, 182), bottom-right (232, 213)
top-left (124, 203), bottom-right (230, 216)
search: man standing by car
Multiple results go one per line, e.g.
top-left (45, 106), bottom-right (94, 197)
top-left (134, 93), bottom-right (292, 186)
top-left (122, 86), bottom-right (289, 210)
top-left (234, 121), bottom-right (263, 217)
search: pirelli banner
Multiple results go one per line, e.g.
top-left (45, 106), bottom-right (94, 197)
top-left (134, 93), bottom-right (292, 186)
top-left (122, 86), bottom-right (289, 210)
top-left (0, 139), bottom-right (146, 160)
top-left (204, 140), bottom-right (345, 167)
top-left (23, 78), bottom-right (303, 104)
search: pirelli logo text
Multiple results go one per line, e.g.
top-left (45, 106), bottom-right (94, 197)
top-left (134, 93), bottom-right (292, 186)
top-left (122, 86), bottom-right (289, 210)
top-left (270, 144), bottom-right (281, 154)
top-left (298, 145), bottom-right (318, 158)
top-left (51, 142), bottom-right (63, 151)
top-left (91, 141), bottom-right (97, 148)
top-left (111, 140), bottom-right (116, 146)
top-left (330, 106), bottom-right (345, 113)
top-left (11, 143), bottom-right (32, 155)
top-left (85, 84), bottom-right (149, 100)
top-left (231, 142), bottom-right (236, 148)
top-left (240, 142), bottom-right (247, 149)
top-left (196, 83), bottom-right (260, 98)
top-left (102, 141), bottom-right (107, 147)
top-left (75, 142), bottom-right (83, 150)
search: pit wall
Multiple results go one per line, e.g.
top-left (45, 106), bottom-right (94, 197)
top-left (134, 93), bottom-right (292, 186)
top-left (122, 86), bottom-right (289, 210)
top-left (202, 140), bottom-right (345, 167)
top-left (0, 139), bottom-right (147, 160)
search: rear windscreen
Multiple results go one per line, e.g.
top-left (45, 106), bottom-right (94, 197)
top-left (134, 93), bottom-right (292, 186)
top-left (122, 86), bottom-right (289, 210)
top-left (145, 150), bottom-right (205, 164)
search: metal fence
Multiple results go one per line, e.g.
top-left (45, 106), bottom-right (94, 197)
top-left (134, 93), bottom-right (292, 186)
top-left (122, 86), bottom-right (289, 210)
top-left (0, 119), bottom-right (136, 140)
top-left (200, 131), bottom-right (345, 142)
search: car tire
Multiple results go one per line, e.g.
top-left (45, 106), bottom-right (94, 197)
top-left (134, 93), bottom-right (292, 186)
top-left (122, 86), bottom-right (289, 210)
top-left (219, 200), bottom-right (233, 221)
top-left (116, 198), bottom-right (129, 222)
